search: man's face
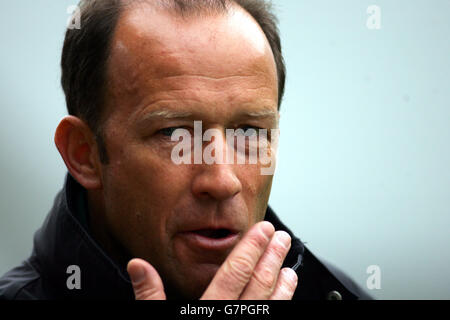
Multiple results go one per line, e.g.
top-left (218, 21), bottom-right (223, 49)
top-left (98, 4), bottom-right (279, 298)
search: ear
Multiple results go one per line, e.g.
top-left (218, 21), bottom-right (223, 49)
top-left (54, 116), bottom-right (102, 189)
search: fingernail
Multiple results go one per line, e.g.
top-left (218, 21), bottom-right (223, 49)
top-left (283, 268), bottom-right (298, 284)
top-left (260, 221), bottom-right (275, 238)
top-left (129, 262), bottom-right (146, 284)
top-left (276, 231), bottom-right (291, 249)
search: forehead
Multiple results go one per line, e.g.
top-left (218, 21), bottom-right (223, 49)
top-left (105, 2), bottom-right (278, 117)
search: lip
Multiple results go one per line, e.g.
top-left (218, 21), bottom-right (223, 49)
top-left (177, 230), bottom-right (240, 251)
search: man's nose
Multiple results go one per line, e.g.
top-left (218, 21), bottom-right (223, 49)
top-left (191, 131), bottom-right (242, 201)
top-left (191, 162), bottom-right (242, 201)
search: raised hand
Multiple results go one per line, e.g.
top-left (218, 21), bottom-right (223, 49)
top-left (127, 221), bottom-right (298, 300)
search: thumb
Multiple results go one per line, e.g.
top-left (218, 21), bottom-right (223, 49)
top-left (127, 258), bottom-right (166, 300)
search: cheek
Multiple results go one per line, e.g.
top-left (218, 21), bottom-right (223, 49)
top-left (101, 141), bottom-right (193, 256)
top-left (105, 137), bottom-right (188, 201)
top-left (239, 165), bottom-right (274, 222)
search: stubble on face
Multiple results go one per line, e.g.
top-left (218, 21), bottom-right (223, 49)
top-left (90, 2), bottom-right (279, 298)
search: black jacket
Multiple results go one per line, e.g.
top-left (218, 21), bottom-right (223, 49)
top-left (0, 174), bottom-right (371, 300)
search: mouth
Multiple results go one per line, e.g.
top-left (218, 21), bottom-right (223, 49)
top-left (178, 228), bottom-right (240, 251)
top-left (195, 228), bottom-right (234, 239)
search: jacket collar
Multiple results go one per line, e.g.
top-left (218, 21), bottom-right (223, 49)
top-left (32, 174), bottom-right (134, 299)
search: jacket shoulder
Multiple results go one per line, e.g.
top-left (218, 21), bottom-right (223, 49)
top-left (293, 246), bottom-right (373, 300)
top-left (0, 259), bottom-right (43, 300)
top-left (317, 257), bottom-right (373, 300)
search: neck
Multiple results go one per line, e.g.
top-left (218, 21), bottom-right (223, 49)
top-left (86, 190), bottom-right (132, 269)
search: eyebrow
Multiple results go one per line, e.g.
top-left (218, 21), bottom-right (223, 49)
top-left (136, 107), bottom-right (279, 126)
top-left (238, 108), bottom-right (280, 128)
top-left (242, 109), bottom-right (279, 119)
top-left (139, 109), bottom-right (194, 120)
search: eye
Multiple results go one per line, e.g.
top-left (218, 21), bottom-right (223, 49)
top-left (157, 127), bottom-right (182, 137)
top-left (238, 125), bottom-right (261, 136)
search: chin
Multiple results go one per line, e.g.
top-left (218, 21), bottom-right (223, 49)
top-left (166, 263), bottom-right (220, 299)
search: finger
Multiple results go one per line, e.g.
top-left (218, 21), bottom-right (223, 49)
top-left (127, 258), bottom-right (166, 300)
top-left (240, 230), bottom-right (291, 299)
top-left (201, 221), bottom-right (275, 300)
top-left (269, 268), bottom-right (298, 300)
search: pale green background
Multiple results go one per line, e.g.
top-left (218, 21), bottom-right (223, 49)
top-left (0, 0), bottom-right (449, 299)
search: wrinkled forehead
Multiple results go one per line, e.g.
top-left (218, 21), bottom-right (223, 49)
top-left (105, 1), bottom-right (278, 107)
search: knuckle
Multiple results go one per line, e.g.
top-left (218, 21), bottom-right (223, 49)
top-left (276, 285), bottom-right (293, 300)
top-left (226, 255), bottom-right (254, 285)
top-left (267, 242), bottom-right (287, 261)
top-left (134, 286), bottom-right (160, 300)
top-left (282, 278), bottom-right (297, 293)
top-left (282, 281), bottom-right (297, 298)
top-left (253, 265), bottom-right (276, 291)
top-left (247, 232), bottom-right (269, 251)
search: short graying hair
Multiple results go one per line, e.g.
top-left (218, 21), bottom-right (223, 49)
top-left (61, 0), bottom-right (286, 163)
